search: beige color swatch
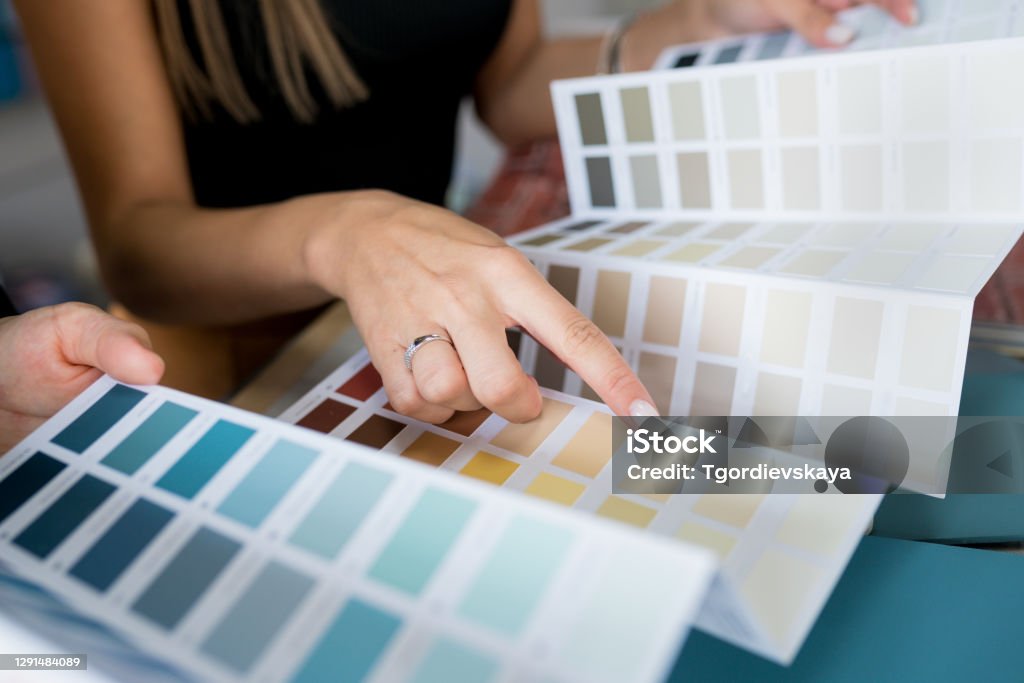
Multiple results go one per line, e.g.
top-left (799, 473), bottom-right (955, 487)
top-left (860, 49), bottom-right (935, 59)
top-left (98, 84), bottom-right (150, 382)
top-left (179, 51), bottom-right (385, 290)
top-left (699, 283), bottom-right (746, 356)
top-left (690, 362), bottom-right (737, 415)
top-left (677, 152), bottom-right (712, 208)
top-left (492, 398), bottom-right (573, 455)
top-left (753, 373), bottom-right (803, 415)
top-left (551, 412), bottom-right (614, 478)
top-left (899, 305), bottom-right (961, 392)
top-left (592, 270), bottom-right (631, 337)
top-left (720, 75), bottom-right (761, 139)
top-left (776, 70), bottom-right (818, 137)
top-left (643, 276), bottom-right (687, 346)
top-left (827, 298), bottom-right (883, 379)
top-left (639, 352), bottom-right (678, 414)
top-left (774, 496), bottom-right (868, 557)
top-left (621, 86), bottom-right (655, 142)
top-left (668, 80), bottom-right (706, 140)
top-left (760, 290), bottom-right (811, 368)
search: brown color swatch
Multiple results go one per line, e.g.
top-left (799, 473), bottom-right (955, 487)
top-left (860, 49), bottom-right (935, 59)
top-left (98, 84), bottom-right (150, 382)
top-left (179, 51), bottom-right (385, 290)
top-left (297, 399), bottom-right (356, 434)
top-left (345, 415), bottom-right (406, 449)
top-left (401, 432), bottom-right (461, 467)
top-left (440, 409), bottom-right (491, 438)
top-left (534, 347), bottom-right (566, 391)
top-left (548, 265), bottom-right (580, 304)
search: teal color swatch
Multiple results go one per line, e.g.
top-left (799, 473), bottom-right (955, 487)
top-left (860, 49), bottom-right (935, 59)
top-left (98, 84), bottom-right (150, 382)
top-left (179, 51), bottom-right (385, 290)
top-left (201, 561), bottom-right (313, 672)
top-left (410, 638), bottom-right (498, 683)
top-left (156, 421), bottom-right (254, 499)
top-left (289, 462), bottom-right (392, 559)
top-left (217, 440), bottom-right (317, 528)
top-left (101, 402), bottom-right (197, 475)
top-left (459, 516), bottom-right (572, 635)
top-left (13, 475), bottom-right (116, 558)
top-left (52, 384), bottom-right (145, 453)
top-left (368, 488), bottom-right (476, 595)
top-left (291, 598), bottom-right (400, 683)
top-left (69, 498), bottom-right (174, 591)
top-left (132, 526), bottom-right (240, 629)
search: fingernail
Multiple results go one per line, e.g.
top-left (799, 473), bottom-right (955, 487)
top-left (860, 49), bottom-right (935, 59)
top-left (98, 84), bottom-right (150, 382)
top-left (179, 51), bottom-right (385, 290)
top-left (825, 23), bottom-right (856, 46)
top-left (907, 5), bottom-right (919, 25)
top-left (630, 400), bottom-right (659, 418)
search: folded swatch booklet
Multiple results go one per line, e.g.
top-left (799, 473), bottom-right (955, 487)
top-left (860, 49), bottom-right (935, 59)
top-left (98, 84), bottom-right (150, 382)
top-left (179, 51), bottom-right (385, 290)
top-left (2, 4), bottom-right (1023, 682)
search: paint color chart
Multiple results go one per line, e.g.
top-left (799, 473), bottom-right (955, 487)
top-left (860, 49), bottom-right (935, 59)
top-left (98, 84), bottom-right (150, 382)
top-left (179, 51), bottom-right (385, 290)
top-left (558, 39), bottom-right (1024, 220)
top-left (279, 350), bottom-right (882, 663)
top-left (0, 378), bottom-right (717, 683)
top-left (655, 1), bottom-right (1024, 71)
top-left (511, 217), bottom-right (1018, 422)
top-left (511, 36), bottom-right (1024, 424)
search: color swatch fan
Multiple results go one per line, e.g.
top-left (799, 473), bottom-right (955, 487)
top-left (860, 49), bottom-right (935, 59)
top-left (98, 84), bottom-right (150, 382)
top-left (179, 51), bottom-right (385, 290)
top-left (282, 350), bottom-right (882, 664)
top-left (0, 379), bottom-right (715, 683)
top-left (511, 37), bottom-right (1024, 420)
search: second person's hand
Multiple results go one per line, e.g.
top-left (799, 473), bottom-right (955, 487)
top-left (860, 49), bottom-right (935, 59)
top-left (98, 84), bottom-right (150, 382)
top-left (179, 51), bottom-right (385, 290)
top-left (303, 190), bottom-right (658, 425)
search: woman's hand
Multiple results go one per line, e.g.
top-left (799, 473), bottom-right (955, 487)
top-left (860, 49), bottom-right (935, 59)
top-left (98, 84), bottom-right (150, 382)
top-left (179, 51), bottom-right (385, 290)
top-left (304, 191), bottom-right (657, 425)
top-left (0, 303), bottom-right (165, 453)
top-left (701, 0), bottom-right (918, 46)
top-left (620, 0), bottom-right (918, 71)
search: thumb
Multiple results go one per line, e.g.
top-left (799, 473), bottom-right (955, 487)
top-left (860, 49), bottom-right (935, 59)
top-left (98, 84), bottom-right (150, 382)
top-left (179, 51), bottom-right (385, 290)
top-left (768, 0), bottom-right (855, 48)
top-left (55, 303), bottom-right (165, 386)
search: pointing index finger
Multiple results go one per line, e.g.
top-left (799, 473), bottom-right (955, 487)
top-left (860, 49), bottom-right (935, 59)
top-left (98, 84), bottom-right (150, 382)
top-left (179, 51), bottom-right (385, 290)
top-left (505, 273), bottom-right (659, 420)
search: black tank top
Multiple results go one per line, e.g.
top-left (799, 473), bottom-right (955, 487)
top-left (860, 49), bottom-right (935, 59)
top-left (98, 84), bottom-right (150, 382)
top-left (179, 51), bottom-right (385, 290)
top-left (174, 1), bottom-right (512, 208)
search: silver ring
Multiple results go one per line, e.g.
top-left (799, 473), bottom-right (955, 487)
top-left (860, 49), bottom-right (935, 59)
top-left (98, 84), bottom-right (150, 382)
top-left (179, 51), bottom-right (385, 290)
top-left (403, 334), bottom-right (454, 370)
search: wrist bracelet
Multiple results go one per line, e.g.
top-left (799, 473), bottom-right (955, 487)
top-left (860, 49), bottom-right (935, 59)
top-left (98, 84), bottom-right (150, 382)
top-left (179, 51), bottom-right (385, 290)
top-left (598, 11), bottom-right (639, 75)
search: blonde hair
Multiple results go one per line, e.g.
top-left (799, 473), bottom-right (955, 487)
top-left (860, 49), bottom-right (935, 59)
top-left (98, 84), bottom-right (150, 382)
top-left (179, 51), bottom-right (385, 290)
top-left (152, 0), bottom-right (368, 123)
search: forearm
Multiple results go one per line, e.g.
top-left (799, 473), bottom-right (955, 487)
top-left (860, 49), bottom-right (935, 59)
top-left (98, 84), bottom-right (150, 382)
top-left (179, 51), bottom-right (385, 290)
top-left (97, 191), bottom-right (369, 325)
top-left (481, 2), bottom-right (717, 145)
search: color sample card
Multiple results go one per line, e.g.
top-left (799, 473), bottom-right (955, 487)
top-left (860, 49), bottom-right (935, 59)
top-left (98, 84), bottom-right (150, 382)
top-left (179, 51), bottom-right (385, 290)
top-left (0, 378), bottom-right (717, 683)
top-left (280, 350), bottom-right (882, 663)
top-left (559, 39), bottom-right (1024, 220)
top-left (510, 216), bottom-right (1020, 423)
top-left (521, 36), bottom-right (1024, 424)
top-left (654, 1), bottom-right (1024, 70)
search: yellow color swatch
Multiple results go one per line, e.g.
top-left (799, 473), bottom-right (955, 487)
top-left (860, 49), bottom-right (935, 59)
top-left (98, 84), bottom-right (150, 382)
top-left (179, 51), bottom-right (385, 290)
top-left (773, 496), bottom-right (869, 557)
top-left (459, 451), bottom-right (519, 486)
top-left (613, 239), bottom-right (665, 257)
top-left (692, 494), bottom-right (765, 528)
top-left (676, 521), bottom-right (737, 559)
top-left (597, 496), bottom-right (657, 528)
top-left (551, 412), bottom-right (613, 478)
top-left (525, 473), bottom-right (586, 506)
